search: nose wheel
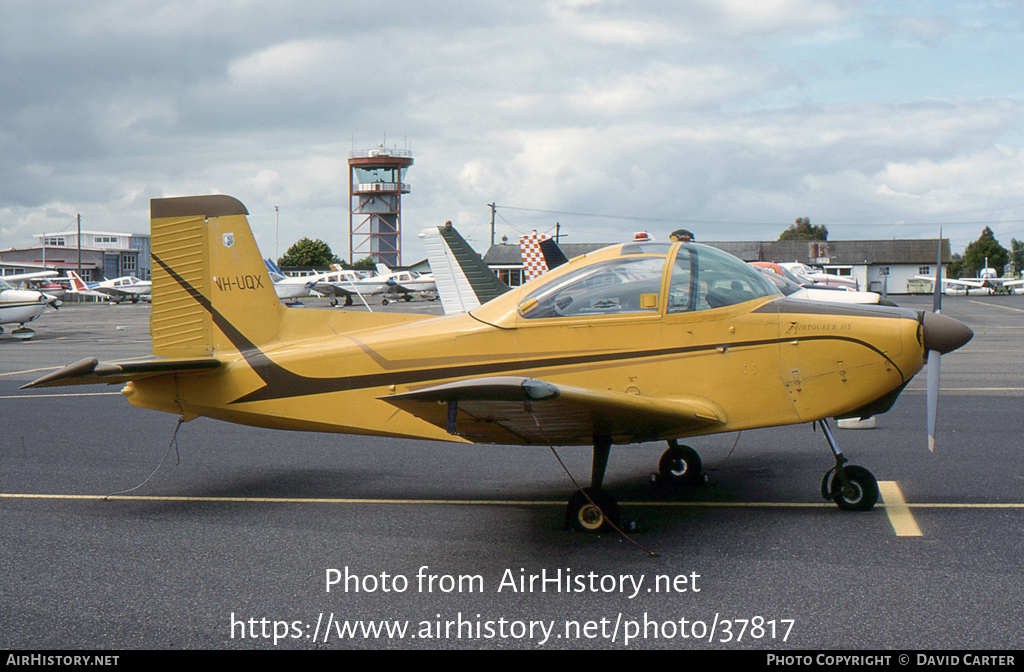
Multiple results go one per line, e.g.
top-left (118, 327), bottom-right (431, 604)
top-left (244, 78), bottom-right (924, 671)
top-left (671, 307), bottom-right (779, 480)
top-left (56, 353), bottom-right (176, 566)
top-left (817, 419), bottom-right (878, 511)
top-left (655, 440), bottom-right (705, 485)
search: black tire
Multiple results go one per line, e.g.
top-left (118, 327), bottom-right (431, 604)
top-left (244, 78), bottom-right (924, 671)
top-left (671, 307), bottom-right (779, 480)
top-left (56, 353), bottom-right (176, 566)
top-left (658, 444), bottom-right (703, 485)
top-left (565, 487), bottom-right (620, 533)
top-left (827, 465), bottom-right (878, 512)
top-left (381, 298), bottom-right (389, 306)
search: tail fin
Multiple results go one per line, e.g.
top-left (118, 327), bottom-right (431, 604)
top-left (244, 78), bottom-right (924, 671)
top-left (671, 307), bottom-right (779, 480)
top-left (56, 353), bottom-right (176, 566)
top-left (264, 258), bottom-right (286, 283)
top-left (420, 222), bottom-right (510, 315)
top-left (150, 195), bottom-right (284, 357)
top-left (375, 263), bottom-right (391, 276)
top-left (67, 271), bottom-right (90, 292)
top-left (538, 238), bottom-right (568, 270)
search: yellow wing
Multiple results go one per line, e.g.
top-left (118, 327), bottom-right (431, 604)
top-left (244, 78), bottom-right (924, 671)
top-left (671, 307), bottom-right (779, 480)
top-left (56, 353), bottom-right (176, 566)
top-left (381, 376), bottom-right (725, 445)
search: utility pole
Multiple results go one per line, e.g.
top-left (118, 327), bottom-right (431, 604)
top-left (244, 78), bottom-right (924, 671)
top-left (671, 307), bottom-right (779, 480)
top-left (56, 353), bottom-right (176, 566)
top-left (489, 203), bottom-right (496, 247)
top-left (77, 214), bottom-right (82, 279)
top-left (275, 206), bottom-right (279, 261)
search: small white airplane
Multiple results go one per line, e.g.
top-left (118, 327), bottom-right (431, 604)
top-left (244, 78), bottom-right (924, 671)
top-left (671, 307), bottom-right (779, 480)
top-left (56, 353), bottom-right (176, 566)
top-left (374, 263), bottom-right (437, 305)
top-left (777, 262), bottom-right (859, 291)
top-left (916, 258), bottom-right (1024, 295)
top-left (305, 265), bottom-right (378, 307)
top-left (751, 263), bottom-right (895, 306)
top-left (262, 259), bottom-right (321, 305)
top-left (68, 271), bottom-right (151, 303)
top-left (0, 275), bottom-right (59, 339)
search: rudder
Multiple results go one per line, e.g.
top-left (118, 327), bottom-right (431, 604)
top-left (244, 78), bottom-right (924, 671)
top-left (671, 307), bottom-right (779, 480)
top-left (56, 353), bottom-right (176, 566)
top-left (150, 195), bottom-right (284, 357)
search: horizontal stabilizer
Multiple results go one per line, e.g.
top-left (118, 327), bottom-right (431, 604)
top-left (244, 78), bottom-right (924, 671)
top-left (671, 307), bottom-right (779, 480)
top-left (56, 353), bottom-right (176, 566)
top-left (382, 376), bottom-right (725, 445)
top-left (22, 357), bottom-right (221, 389)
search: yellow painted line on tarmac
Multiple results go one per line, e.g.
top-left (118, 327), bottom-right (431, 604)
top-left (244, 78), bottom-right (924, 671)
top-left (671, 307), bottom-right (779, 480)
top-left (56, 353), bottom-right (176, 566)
top-left (969, 300), bottom-right (1024, 313)
top-left (0, 366), bottom-right (61, 377)
top-left (0, 493), bottom-right (562, 506)
top-left (878, 481), bottom-right (922, 537)
top-left (905, 387), bottom-right (1024, 393)
top-left (3, 492), bottom-right (1022, 511)
top-left (0, 392), bottom-right (123, 399)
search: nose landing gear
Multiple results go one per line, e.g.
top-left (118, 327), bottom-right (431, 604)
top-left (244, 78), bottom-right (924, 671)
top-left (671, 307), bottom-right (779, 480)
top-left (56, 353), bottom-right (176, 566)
top-left (818, 418), bottom-right (878, 512)
top-left (655, 440), bottom-right (705, 485)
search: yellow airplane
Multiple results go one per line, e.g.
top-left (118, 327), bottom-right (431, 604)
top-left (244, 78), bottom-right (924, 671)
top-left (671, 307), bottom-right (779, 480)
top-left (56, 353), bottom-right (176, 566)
top-left (24, 195), bottom-right (974, 532)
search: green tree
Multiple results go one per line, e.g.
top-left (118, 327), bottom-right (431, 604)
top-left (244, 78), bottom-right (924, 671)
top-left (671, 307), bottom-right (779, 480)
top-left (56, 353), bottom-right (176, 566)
top-left (350, 256), bottom-right (379, 270)
top-left (778, 217), bottom-right (828, 241)
top-left (278, 238), bottom-right (340, 268)
top-left (945, 252), bottom-right (965, 279)
top-left (962, 227), bottom-right (1008, 276)
top-left (1009, 238), bottom-right (1024, 276)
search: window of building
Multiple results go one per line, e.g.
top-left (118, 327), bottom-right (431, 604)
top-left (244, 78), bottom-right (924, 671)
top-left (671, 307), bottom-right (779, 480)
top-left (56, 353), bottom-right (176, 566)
top-left (918, 266), bottom-right (931, 275)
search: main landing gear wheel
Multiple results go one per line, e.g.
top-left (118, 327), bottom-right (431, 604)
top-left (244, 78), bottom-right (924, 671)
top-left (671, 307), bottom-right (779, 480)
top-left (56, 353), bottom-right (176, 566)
top-left (657, 441), bottom-right (704, 485)
top-left (566, 487), bottom-right (620, 533)
top-left (564, 435), bottom-right (623, 533)
top-left (822, 465), bottom-right (878, 512)
top-left (381, 298), bottom-right (390, 306)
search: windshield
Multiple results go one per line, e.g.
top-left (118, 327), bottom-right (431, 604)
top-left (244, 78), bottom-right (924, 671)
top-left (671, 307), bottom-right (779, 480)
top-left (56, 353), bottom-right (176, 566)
top-left (668, 245), bottom-right (780, 312)
top-left (519, 255), bottom-right (667, 319)
top-left (0, 278), bottom-right (12, 290)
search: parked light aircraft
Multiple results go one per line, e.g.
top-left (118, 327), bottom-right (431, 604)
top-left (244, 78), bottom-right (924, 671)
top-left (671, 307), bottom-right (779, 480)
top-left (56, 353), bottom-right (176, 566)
top-left (916, 258), bottom-right (1023, 295)
top-left (0, 275), bottom-right (59, 339)
top-left (25, 195), bottom-right (974, 532)
top-left (263, 259), bottom-right (317, 305)
top-left (369, 263), bottom-right (438, 306)
top-left (779, 262), bottom-right (859, 291)
top-left (751, 263), bottom-right (894, 306)
top-left (0, 267), bottom-right (64, 302)
top-left (305, 266), bottom-right (377, 307)
top-left (68, 271), bottom-right (151, 303)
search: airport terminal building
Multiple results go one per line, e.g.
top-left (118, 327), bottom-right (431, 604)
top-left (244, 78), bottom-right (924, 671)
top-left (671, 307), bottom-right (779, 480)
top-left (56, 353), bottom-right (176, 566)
top-left (0, 231), bottom-right (151, 282)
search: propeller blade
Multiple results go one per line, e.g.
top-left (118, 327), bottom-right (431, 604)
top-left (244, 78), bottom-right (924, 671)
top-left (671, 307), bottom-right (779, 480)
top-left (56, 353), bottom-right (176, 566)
top-left (926, 348), bottom-right (940, 452)
top-left (933, 227), bottom-right (943, 314)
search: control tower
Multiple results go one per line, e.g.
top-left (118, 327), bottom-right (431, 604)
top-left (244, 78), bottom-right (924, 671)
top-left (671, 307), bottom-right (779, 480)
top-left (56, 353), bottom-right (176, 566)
top-left (349, 145), bottom-right (413, 267)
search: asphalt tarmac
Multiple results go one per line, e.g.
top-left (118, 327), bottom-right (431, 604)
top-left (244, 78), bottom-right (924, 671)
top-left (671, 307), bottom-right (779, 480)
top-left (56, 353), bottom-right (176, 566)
top-left (1, 295), bottom-right (1022, 650)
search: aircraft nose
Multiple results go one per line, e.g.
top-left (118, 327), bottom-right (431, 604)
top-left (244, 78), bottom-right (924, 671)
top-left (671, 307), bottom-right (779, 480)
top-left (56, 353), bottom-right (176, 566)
top-left (922, 312), bottom-right (973, 354)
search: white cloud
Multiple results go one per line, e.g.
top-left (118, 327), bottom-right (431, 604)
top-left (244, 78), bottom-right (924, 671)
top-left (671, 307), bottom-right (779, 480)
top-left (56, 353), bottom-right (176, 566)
top-left (1, 1), bottom-right (1022, 262)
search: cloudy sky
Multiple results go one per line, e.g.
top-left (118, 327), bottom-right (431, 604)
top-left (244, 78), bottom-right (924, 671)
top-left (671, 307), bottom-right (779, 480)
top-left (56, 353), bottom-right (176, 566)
top-left (2, 0), bottom-right (1022, 263)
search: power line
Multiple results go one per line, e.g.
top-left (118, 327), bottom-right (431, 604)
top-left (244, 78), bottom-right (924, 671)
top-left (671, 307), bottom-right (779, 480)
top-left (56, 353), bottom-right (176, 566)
top-left (494, 205), bottom-right (1024, 230)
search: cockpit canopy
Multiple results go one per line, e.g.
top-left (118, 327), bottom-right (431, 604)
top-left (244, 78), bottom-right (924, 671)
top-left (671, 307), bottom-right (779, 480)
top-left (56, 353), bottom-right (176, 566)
top-left (517, 242), bottom-right (779, 319)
